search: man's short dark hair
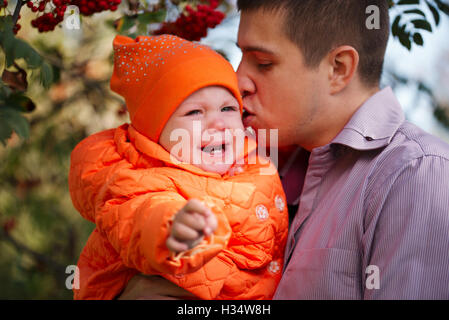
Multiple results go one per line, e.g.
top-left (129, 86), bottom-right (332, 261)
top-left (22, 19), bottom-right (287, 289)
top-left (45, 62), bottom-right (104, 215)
top-left (237, 0), bottom-right (390, 87)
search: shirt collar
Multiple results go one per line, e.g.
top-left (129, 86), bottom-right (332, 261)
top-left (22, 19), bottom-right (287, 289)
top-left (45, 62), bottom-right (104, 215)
top-left (331, 86), bottom-right (405, 151)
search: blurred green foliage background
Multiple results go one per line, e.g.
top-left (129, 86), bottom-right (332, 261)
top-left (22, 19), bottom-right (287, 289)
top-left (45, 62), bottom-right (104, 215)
top-left (0, 4), bottom-right (125, 299)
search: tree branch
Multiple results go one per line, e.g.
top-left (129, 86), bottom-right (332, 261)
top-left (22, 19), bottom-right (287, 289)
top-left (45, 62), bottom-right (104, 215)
top-left (12, 0), bottom-right (24, 26)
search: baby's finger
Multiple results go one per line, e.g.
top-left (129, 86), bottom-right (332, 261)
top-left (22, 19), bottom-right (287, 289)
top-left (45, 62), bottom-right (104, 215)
top-left (166, 236), bottom-right (188, 253)
top-left (171, 222), bottom-right (200, 241)
top-left (183, 199), bottom-right (211, 217)
top-left (176, 211), bottom-right (206, 231)
top-left (203, 213), bottom-right (218, 236)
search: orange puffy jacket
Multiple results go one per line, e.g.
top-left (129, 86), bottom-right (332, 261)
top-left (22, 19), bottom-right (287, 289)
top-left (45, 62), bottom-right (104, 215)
top-left (69, 124), bottom-right (288, 300)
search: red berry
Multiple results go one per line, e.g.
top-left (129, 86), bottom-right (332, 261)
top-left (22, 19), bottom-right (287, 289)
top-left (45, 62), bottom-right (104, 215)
top-left (2, 218), bottom-right (16, 234)
top-left (28, 0), bottom-right (123, 33)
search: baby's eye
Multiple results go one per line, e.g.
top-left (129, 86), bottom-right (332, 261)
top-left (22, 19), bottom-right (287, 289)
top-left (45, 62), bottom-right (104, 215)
top-left (185, 109), bottom-right (201, 116)
top-left (221, 106), bottom-right (238, 112)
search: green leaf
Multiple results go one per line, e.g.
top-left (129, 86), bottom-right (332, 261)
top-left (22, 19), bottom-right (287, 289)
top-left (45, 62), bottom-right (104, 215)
top-left (0, 84), bottom-right (12, 99)
top-left (435, 0), bottom-right (449, 15)
top-left (411, 19), bottom-right (433, 31)
top-left (392, 15), bottom-right (402, 37)
top-left (434, 106), bottom-right (449, 128)
top-left (399, 37), bottom-right (412, 50)
top-left (0, 15), bottom-right (14, 31)
top-left (137, 10), bottom-right (167, 25)
top-left (50, 64), bottom-right (61, 84)
top-left (403, 8), bottom-right (427, 17)
top-left (426, 1), bottom-right (441, 25)
top-left (417, 81), bottom-right (432, 95)
top-left (0, 16), bottom-right (15, 63)
top-left (413, 32), bottom-right (424, 45)
top-left (8, 37), bottom-right (43, 70)
top-left (1, 30), bottom-right (16, 68)
top-left (137, 22), bottom-right (149, 35)
top-left (38, 62), bottom-right (54, 89)
top-left (12, 40), bottom-right (30, 61)
top-left (118, 16), bottom-right (136, 34)
top-left (5, 93), bottom-right (36, 113)
top-left (398, 27), bottom-right (412, 50)
top-left (0, 119), bottom-right (14, 145)
top-left (25, 48), bottom-right (43, 69)
top-left (0, 106), bottom-right (30, 141)
top-left (397, 0), bottom-right (421, 5)
top-left (1, 19), bottom-right (44, 71)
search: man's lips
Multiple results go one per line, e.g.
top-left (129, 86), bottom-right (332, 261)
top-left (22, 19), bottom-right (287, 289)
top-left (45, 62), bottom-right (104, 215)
top-left (242, 107), bottom-right (255, 118)
top-left (242, 107), bottom-right (255, 127)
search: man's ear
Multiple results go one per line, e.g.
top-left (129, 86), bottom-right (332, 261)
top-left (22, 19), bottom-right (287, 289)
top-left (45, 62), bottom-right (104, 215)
top-left (327, 46), bottom-right (359, 95)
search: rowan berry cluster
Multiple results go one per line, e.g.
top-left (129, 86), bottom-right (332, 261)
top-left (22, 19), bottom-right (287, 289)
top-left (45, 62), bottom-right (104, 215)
top-left (17, 0), bottom-right (121, 33)
top-left (154, 0), bottom-right (225, 41)
top-left (70, 0), bottom-right (121, 15)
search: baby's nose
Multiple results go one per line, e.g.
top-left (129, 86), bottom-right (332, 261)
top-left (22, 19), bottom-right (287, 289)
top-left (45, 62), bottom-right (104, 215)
top-left (206, 114), bottom-right (226, 131)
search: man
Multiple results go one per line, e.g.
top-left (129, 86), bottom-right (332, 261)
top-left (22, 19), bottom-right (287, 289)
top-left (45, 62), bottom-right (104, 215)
top-left (119, 0), bottom-right (449, 299)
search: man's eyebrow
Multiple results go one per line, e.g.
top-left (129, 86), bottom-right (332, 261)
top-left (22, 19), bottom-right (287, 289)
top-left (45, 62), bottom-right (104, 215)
top-left (235, 42), bottom-right (275, 55)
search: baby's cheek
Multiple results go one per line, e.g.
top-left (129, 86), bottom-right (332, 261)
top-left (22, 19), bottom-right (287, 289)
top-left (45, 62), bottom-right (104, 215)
top-left (165, 141), bottom-right (197, 165)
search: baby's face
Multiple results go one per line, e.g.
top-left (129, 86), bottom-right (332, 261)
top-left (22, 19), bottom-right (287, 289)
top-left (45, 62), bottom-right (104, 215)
top-left (159, 86), bottom-right (245, 175)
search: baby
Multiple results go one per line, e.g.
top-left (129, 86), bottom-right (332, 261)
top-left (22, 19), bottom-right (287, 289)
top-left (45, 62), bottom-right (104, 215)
top-left (69, 34), bottom-right (288, 300)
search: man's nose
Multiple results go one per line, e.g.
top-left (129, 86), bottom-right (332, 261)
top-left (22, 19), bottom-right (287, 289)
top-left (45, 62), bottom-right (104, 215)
top-left (236, 64), bottom-right (255, 99)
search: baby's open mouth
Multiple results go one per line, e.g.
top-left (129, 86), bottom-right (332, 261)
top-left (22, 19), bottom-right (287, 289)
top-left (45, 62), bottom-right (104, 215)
top-left (201, 143), bottom-right (227, 155)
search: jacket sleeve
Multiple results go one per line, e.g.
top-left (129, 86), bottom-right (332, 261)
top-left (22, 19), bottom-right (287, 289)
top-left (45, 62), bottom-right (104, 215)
top-left (95, 177), bottom-right (231, 276)
top-left (74, 228), bottom-right (139, 300)
top-left (69, 132), bottom-right (231, 276)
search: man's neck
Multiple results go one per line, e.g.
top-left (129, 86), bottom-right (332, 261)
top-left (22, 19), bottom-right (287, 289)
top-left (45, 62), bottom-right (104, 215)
top-left (301, 85), bottom-right (381, 152)
top-left (277, 145), bottom-right (299, 171)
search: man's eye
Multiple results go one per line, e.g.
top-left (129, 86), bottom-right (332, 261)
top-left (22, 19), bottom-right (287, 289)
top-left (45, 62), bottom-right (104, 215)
top-left (257, 62), bottom-right (273, 70)
top-left (185, 110), bottom-right (201, 116)
top-left (221, 106), bottom-right (238, 112)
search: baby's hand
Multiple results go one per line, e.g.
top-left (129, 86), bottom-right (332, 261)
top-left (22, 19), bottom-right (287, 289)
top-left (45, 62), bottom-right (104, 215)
top-left (166, 199), bottom-right (218, 253)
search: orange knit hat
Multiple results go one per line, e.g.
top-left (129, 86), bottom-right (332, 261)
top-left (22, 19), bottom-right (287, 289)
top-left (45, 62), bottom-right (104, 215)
top-left (110, 34), bottom-right (243, 142)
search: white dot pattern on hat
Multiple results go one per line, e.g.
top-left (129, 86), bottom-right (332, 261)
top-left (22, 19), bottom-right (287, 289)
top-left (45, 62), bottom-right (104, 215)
top-left (113, 35), bottom-right (216, 83)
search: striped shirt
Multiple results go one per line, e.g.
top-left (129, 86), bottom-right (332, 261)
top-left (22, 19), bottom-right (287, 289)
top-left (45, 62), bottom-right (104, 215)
top-left (274, 87), bottom-right (449, 300)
